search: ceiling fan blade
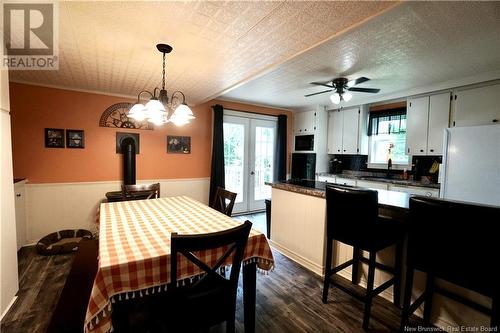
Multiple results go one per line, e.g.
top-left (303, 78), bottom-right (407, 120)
top-left (304, 89), bottom-right (333, 97)
top-left (347, 77), bottom-right (370, 87)
top-left (347, 87), bottom-right (380, 93)
top-left (310, 81), bottom-right (334, 88)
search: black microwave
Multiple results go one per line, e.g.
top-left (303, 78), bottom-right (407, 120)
top-left (295, 135), bottom-right (314, 151)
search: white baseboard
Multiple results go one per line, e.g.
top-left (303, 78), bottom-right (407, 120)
top-left (269, 240), bottom-right (324, 277)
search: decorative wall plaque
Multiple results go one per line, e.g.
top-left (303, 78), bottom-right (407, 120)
top-left (99, 102), bottom-right (153, 130)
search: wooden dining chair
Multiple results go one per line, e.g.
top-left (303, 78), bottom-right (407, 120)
top-left (149, 220), bottom-right (252, 333)
top-left (121, 183), bottom-right (160, 200)
top-left (210, 186), bottom-right (237, 216)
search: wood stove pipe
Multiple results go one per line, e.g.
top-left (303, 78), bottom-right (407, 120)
top-left (121, 137), bottom-right (136, 185)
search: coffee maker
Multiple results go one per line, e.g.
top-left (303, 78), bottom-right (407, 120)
top-left (329, 158), bottom-right (342, 174)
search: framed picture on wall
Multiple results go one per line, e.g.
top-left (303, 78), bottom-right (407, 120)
top-left (167, 136), bottom-right (191, 154)
top-left (66, 129), bottom-right (85, 148)
top-left (45, 128), bottom-right (65, 148)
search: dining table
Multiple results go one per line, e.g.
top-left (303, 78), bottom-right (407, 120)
top-left (84, 196), bottom-right (275, 333)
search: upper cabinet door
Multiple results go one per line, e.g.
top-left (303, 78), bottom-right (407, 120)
top-left (294, 112), bottom-right (304, 133)
top-left (454, 84), bottom-right (500, 127)
top-left (427, 92), bottom-right (450, 155)
top-left (329, 110), bottom-right (343, 154)
top-left (406, 96), bottom-right (429, 156)
top-left (303, 111), bottom-right (316, 133)
top-left (342, 107), bottom-right (359, 154)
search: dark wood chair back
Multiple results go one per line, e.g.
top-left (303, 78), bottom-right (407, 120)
top-left (170, 220), bottom-right (252, 331)
top-left (210, 186), bottom-right (237, 216)
top-left (408, 196), bottom-right (500, 297)
top-left (121, 183), bottom-right (160, 200)
top-left (325, 184), bottom-right (379, 248)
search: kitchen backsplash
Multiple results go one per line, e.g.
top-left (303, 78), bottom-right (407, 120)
top-left (329, 154), bottom-right (442, 183)
top-left (330, 154), bottom-right (368, 172)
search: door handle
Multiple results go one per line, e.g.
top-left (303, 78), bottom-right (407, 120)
top-left (250, 171), bottom-right (255, 175)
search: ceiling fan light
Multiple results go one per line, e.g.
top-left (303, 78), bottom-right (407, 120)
top-left (330, 92), bottom-right (341, 104)
top-left (343, 91), bottom-right (353, 102)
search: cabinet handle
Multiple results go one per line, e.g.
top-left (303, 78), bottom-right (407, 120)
top-left (420, 149), bottom-right (424, 152)
top-left (343, 149), bottom-right (346, 152)
top-left (493, 119), bottom-right (498, 123)
top-left (304, 129), bottom-right (307, 131)
top-left (337, 149), bottom-right (340, 152)
top-left (430, 149), bottom-right (434, 152)
top-left (16, 194), bottom-right (21, 197)
top-left (299, 129), bottom-right (302, 132)
top-left (407, 148), bottom-right (410, 153)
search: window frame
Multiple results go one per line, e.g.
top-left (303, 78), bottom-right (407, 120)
top-left (367, 108), bottom-right (411, 170)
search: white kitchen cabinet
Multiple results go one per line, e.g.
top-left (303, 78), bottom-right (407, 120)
top-left (452, 83), bottom-right (500, 127)
top-left (14, 180), bottom-right (27, 250)
top-left (356, 180), bottom-right (388, 190)
top-left (328, 110), bottom-right (343, 154)
top-left (327, 107), bottom-right (368, 155)
top-left (294, 110), bottom-right (317, 134)
top-left (406, 92), bottom-right (450, 156)
top-left (388, 184), bottom-right (439, 198)
top-left (406, 96), bottom-right (429, 156)
top-left (427, 93), bottom-right (451, 155)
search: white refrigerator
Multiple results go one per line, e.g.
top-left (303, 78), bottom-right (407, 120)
top-left (440, 124), bottom-right (500, 206)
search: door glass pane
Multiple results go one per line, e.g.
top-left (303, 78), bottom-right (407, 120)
top-left (254, 126), bottom-right (274, 201)
top-left (224, 123), bottom-right (244, 203)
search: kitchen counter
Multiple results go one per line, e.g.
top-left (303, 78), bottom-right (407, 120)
top-left (269, 179), bottom-right (411, 210)
top-left (317, 172), bottom-right (441, 189)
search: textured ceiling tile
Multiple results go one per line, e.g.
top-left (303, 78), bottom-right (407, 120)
top-left (223, 1), bottom-right (500, 110)
top-left (10, 1), bottom-right (396, 105)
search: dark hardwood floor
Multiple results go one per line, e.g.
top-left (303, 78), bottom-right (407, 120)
top-left (1, 240), bottom-right (424, 333)
top-left (1, 247), bottom-right (75, 333)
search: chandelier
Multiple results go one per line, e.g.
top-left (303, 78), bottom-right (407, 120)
top-left (128, 44), bottom-right (195, 126)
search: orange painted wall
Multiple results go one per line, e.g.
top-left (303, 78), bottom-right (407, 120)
top-left (9, 83), bottom-right (292, 183)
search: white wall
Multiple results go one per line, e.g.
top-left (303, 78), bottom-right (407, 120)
top-left (22, 178), bottom-right (210, 244)
top-left (1, 64), bottom-right (19, 318)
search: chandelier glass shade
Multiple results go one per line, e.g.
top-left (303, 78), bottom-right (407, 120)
top-left (127, 44), bottom-right (195, 126)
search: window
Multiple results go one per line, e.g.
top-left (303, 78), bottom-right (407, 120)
top-left (367, 108), bottom-right (409, 168)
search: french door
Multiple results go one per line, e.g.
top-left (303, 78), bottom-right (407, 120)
top-left (223, 113), bottom-right (277, 214)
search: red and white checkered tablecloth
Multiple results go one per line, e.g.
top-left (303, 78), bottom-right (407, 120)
top-left (84, 196), bottom-right (274, 333)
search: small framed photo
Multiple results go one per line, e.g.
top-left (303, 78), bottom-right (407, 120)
top-left (167, 136), bottom-right (191, 154)
top-left (45, 128), bottom-right (65, 148)
top-left (66, 129), bottom-right (85, 148)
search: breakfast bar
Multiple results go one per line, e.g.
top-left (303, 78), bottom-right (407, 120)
top-left (269, 179), bottom-right (410, 277)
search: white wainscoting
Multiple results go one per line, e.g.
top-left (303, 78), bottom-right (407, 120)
top-left (23, 178), bottom-right (210, 244)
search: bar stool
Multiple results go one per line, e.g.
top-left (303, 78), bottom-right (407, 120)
top-left (401, 197), bottom-right (500, 330)
top-left (323, 185), bottom-right (405, 330)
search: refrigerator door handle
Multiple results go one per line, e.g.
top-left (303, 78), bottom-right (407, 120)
top-left (439, 129), bottom-right (450, 198)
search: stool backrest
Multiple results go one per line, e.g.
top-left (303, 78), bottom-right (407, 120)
top-left (408, 196), bottom-right (500, 296)
top-left (325, 184), bottom-right (378, 246)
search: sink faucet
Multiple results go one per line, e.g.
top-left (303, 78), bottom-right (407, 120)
top-left (387, 158), bottom-right (392, 178)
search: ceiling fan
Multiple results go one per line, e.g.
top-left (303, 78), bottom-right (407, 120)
top-left (305, 77), bottom-right (380, 104)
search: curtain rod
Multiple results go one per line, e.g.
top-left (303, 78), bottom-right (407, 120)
top-left (211, 105), bottom-right (286, 118)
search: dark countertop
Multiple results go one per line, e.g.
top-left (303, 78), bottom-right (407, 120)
top-left (317, 172), bottom-right (440, 189)
top-left (270, 180), bottom-right (411, 211)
